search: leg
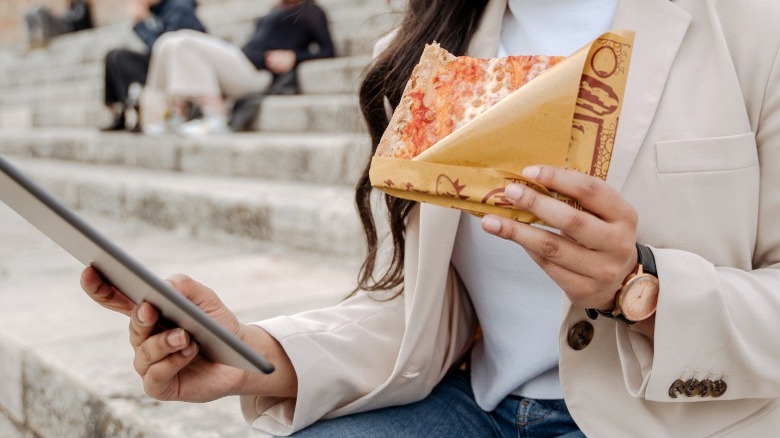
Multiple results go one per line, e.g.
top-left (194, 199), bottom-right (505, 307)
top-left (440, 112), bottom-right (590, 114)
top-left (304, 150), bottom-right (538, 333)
top-left (104, 49), bottom-right (150, 104)
top-left (103, 49), bottom-right (151, 130)
top-left (492, 396), bottom-right (585, 438)
top-left (106, 49), bottom-right (151, 103)
top-left (143, 31), bottom-right (205, 131)
top-left (150, 30), bottom-right (271, 99)
top-left (288, 370), bottom-right (500, 438)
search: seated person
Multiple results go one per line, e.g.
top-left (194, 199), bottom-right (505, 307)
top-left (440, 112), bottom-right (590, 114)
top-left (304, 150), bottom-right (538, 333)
top-left (142, 0), bottom-right (335, 135)
top-left (24, 0), bottom-right (93, 48)
top-left (101, 0), bottom-right (205, 132)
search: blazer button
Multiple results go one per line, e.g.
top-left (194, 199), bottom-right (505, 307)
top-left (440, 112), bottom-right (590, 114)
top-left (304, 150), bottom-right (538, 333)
top-left (698, 379), bottom-right (714, 397)
top-left (668, 379), bottom-right (686, 398)
top-left (567, 321), bottom-right (594, 350)
top-left (712, 379), bottom-right (728, 398)
top-left (684, 379), bottom-right (701, 397)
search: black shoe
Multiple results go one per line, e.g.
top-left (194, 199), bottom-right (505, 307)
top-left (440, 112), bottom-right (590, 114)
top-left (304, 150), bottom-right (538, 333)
top-left (100, 113), bottom-right (126, 131)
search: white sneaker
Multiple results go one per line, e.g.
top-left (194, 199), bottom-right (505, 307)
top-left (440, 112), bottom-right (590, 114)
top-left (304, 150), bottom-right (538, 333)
top-left (177, 116), bottom-right (230, 137)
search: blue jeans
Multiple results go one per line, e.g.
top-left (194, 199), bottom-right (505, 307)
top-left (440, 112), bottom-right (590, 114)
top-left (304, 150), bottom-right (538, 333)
top-left (288, 370), bottom-right (585, 437)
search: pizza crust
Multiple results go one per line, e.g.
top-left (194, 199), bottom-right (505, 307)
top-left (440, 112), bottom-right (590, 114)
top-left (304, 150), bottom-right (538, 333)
top-left (376, 43), bottom-right (455, 158)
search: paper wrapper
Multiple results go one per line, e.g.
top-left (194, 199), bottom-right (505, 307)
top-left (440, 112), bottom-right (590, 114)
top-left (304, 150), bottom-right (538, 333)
top-left (369, 30), bottom-right (635, 223)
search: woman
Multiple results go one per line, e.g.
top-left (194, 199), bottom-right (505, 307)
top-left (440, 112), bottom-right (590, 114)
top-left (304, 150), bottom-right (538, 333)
top-left (142, 0), bottom-right (335, 135)
top-left (101, 0), bottom-right (205, 132)
top-left (81, 0), bottom-right (780, 436)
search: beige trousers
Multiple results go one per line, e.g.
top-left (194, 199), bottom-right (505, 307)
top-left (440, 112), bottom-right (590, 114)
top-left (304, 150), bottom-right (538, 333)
top-left (140, 30), bottom-right (273, 126)
top-left (146, 29), bottom-right (273, 99)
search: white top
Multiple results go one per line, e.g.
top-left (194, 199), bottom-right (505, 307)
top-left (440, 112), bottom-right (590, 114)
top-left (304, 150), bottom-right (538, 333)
top-left (451, 0), bottom-right (618, 411)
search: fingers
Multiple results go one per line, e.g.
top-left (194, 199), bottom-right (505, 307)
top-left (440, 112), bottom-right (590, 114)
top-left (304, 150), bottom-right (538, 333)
top-left (523, 165), bottom-right (637, 226)
top-left (164, 274), bottom-right (222, 313)
top-left (481, 216), bottom-right (624, 308)
top-left (80, 267), bottom-right (135, 316)
top-left (499, 166), bottom-right (637, 249)
top-left (501, 183), bottom-right (612, 249)
top-left (129, 302), bottom-right (158, 349)
top-left (481, 165), bottom-right (640, 309)
top-left (129, 304), bottom-right (195, 371)
top-left (129, 302), bottom-right (199, 399)
top-left (481, 215), bottom-right (621, 280)
top-left (143, 341), bottom-right (199, 400)
top-left (164, 274), bottom-right (239, 334)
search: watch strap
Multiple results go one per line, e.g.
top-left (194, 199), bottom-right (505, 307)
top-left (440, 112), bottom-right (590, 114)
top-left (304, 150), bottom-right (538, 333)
top-left (636, 242), bottom-right (657, 277)
top-left (586, 307), bottom-right (635, 324)
top-left (585, 243), bottom-right (658, 325)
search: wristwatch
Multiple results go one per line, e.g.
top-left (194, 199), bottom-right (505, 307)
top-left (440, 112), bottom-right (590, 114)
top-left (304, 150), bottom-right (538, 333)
top-left (586, 243), bottom-right (659, 324)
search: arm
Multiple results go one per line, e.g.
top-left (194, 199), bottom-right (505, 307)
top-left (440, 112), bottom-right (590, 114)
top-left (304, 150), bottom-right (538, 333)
top-left (240, 290), bottom-right (405, 434)
top-left (614, 44), bottom-right (780, 401)
top-left (293, 5), bottom-right (335, 64)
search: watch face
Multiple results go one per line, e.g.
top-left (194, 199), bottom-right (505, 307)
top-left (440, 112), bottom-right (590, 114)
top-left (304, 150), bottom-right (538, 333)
top-left (620, 274), bottom-right (659, 321)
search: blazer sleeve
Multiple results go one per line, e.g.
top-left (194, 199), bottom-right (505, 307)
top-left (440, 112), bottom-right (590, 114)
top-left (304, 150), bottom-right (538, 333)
top-left (239, 290), bottom-right (406, 436)
top-left (615, 46), bottom-right (780, 402)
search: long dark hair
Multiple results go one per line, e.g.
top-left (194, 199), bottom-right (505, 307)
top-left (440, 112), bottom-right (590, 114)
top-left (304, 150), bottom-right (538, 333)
top-left (354, 0), bottom-right (489, 294)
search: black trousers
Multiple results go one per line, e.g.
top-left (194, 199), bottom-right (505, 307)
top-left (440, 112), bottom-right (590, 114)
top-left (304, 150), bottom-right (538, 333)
top-left (104, 49), bottom-right (151, 106)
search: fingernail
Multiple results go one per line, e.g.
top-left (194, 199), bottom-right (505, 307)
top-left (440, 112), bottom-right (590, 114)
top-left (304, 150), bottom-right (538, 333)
top-left (505, 184), bottom-right (524, 200)
top-left (181, 343), bottom-right (197, 357)
top-left (168, 330), bottom-right (185, 348)
top-left (136, 305), bottom-right (148, 324)
top-left (523, 166), bottom-right (541, 179)
top-left (482, 216), bottom-right (501, 233)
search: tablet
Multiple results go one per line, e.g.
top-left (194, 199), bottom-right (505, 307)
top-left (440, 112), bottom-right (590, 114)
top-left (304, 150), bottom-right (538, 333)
top-left (0, 155), bottom-right (274, 374)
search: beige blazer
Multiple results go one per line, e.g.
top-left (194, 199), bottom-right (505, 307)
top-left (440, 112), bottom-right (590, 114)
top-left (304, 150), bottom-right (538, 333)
top-left (243, 0), bottom-right (780, 435)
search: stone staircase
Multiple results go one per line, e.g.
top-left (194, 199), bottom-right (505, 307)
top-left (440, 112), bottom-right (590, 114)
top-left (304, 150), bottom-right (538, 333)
top-left (0, 0), bottom-right (403, 436)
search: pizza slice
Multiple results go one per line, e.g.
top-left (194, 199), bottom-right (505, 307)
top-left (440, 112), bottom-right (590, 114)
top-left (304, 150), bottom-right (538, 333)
top-left (376, 43), bottom-right (564, 159)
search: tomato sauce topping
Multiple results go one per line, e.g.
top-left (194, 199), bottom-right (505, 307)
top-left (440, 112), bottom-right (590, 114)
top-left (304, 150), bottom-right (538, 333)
top-left (399, 54), bottom-right (564, 159)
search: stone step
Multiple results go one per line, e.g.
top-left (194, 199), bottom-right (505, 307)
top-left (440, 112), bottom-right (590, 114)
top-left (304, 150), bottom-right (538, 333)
top-left (0, 129), bottom-right (370, 185)
top-left (254, 94), bottom-right (364, 132)
top-left (5, 156), bottom-right (364, 256)
top-left (15, 93), bottom-right (364, 131)
top-left (1, 26), bottom-right (142, 75)
top-left (0, 54), bottom-right (371, 98)
top-left (0, 80), bottom-right (101, 106)
top-left (0, 201), bottom-right (357, 437)
top-left (0, 61), bottom-right (103, 89)
top-left (298, 56), bottom-right (372, 95)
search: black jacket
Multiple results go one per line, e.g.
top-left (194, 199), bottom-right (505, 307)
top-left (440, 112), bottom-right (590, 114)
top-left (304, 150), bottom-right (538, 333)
top-left (133, 0), bottom-right (206, 50)
top-left (241, 0), bottom-right (335, 69)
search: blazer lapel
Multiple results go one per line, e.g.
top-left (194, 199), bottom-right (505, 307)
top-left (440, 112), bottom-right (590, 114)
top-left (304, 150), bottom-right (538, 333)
top-left (607, 0), bottom-right (691, 192)
top-left (467, 0), bottom-right (507, 58)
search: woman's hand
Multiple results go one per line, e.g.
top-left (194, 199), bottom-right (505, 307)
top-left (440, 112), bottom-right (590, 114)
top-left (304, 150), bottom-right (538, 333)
top-left (481, 165), bottom-right (638, 310)
top-left (265, 50), bottom-right (296, 75)
top-left (80, 268), bottom-right (297, 402)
